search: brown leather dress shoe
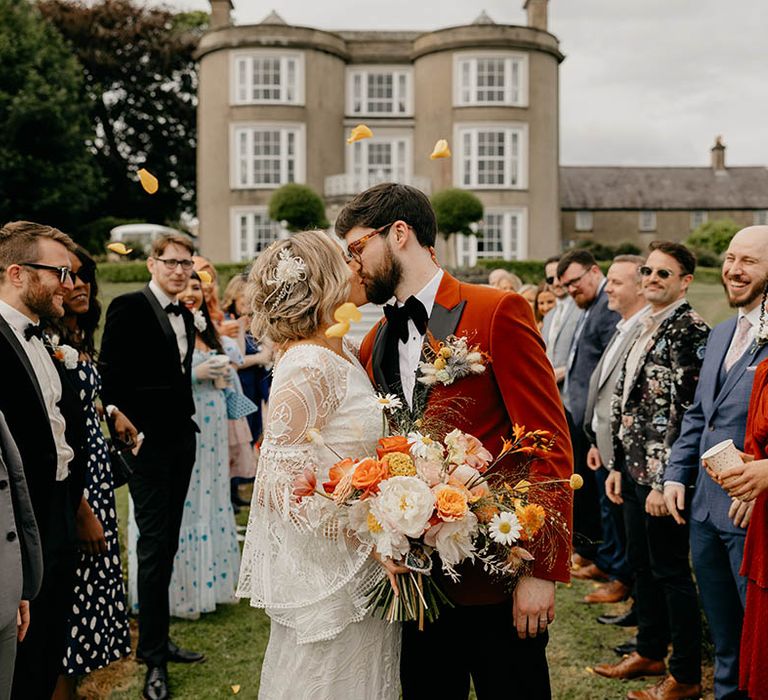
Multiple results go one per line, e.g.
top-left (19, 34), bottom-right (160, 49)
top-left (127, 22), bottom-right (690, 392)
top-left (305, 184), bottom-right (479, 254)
top-left (584, 580), bottom-right (631, 603)
top-left (593, 651), bottom-right (666, 680)
top-left (572, 553), bottom-right (592, 569)
top-left (572, 563), bottom-right (610, 581)
top-left (626, 675), bottom-right (702, 700)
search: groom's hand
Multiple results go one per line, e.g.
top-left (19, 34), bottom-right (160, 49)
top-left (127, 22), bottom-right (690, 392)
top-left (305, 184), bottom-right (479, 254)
top-left (513, 576), bottom-right (555, 639)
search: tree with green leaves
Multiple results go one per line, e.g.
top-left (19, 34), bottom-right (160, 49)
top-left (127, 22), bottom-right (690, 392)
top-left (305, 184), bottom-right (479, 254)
top-left (0, 0), bottom-right (101, 229)
top-left (685, 219), bottom-right (741, 256)
top-left (269, 184), bottom-right (329, 232)
top-left (431, 189), bottom-right (484, 238)
top-left (38, 0), bottom-right (207, 229)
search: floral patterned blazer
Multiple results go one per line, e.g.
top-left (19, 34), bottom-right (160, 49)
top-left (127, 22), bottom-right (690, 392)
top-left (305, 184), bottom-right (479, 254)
top-left (610, 300), bottom-right (709, 490)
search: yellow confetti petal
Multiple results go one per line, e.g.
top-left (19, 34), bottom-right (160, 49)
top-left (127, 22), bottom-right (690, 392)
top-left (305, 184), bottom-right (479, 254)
top-left (325, 320), bottom-right (350, 338)
top-left (430, 139), bottom-right (451, 160)
top-left (346, 124), bottom-right (373, 144)
top-left (333, 302), bottom-right (362, 324)
top-left (585, 667), bottom-right (596, 675)
top-left (231, 685), bottom-right (241, 694)
top-left (107, 242), bottom-right (133, 255)
top-left (137, 168), bottom-right (159, 194)
top-left (197, 270), bottom-right (213, 285)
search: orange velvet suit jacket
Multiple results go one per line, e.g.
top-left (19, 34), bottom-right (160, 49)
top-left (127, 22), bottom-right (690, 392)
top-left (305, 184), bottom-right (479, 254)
top-left (359, 272), bottom-right (573, 605)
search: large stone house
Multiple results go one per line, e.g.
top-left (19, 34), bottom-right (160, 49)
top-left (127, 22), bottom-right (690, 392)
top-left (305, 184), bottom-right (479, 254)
top-left (196, 0), bottom-right (563, 264)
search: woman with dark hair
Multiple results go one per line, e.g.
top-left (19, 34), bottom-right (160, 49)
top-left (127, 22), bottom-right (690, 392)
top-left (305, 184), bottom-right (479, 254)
top-left (48, 247), bottom-right (137, 699)
top-left (127, 271), bottom-right (241, 619)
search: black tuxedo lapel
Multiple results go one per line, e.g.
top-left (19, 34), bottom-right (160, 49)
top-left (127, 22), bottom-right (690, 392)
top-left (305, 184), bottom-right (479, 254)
top-left (371, 319), bottom-right (393, 393)
top-left (141, 286), bottom-right (184, 369)
top-left (181, 307), bottom-right (196, 375)
top-left (0, 314), bottom-right (47, 414)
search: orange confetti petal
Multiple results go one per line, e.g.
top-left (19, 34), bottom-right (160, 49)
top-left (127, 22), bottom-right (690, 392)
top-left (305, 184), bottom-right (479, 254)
top-left (346, 124), bottom-right (373, 144)
top-left (197, 270), bottom-right (213, 285)
top-left (137, 168), bottom-right (159, 194)
top-left (107, 242), bottom-right (133, 255)
top-left (231, 685), bottom-right (241, 694)
top-left (430, 138), bottom-right (451, 159)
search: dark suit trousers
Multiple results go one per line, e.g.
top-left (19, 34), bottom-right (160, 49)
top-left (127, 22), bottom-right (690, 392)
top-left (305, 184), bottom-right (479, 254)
top-left (12, 482), bottom-right (76, 699)
top-left (129, 430), bottom-right (196, 667)
top-left (566, 411), bottom-right (601, 561)
top-left (622, 473), bottom-right (701, 684)
top-left (401, 600), bottom-right (551, 699)
top-left (593, 467), bottom-right (632, 583)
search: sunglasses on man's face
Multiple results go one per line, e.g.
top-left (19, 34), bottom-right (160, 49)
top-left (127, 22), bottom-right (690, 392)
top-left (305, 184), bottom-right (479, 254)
top-left (639, 266), bottom-right (681, 280)
top-left (20, 262), bottom-right (74, 284)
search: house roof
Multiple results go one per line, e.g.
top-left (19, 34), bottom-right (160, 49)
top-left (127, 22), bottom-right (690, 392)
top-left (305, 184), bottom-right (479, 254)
top-left (560, 166), bottom-right (768, 210)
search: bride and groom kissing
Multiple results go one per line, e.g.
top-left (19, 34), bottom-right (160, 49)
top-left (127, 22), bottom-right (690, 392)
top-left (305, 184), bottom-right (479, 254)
top-left (236, 183), bottom-right (573, 699)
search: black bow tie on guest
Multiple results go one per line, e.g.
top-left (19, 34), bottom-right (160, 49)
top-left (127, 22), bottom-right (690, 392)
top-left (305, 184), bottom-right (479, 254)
top-left (23, 323), bottom-right (44, 342)
top-left (383, 296), bottom-right (429, 344)
top-left (164, 303), bottom-right (183, 316)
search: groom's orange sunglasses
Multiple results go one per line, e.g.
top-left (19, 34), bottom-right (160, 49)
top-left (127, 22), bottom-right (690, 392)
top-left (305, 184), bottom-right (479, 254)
top-left (346, 222), bottom-right (394, 260)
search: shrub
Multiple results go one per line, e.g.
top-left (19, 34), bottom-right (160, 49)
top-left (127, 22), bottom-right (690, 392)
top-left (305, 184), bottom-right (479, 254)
top-left (268, 184), bottom-right (329, 232)
top-left (431, 189), bottom-right (484, 238)
top-left (685, 219), bottom-right (740, 256)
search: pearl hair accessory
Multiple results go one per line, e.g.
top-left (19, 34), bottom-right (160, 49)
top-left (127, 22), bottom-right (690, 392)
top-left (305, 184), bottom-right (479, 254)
top-left (264, 247), bottom-right (308, 311)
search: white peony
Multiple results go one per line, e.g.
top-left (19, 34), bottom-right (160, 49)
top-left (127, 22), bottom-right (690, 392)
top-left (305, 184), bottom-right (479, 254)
top-left (423, 511), bottom-right (478, 568)
top-left (370, 476), bottom-right (435, 539)
top-left (347, 499), bottom-right (410, 561)
top-left (59, 344), bottom-right (79, 370)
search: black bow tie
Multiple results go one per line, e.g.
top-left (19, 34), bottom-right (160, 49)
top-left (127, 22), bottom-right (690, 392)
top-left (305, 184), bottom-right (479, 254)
top-left (384, 296), bottom-right (429, 344)
top-left (23, 324), bottom-right (44, 342)
top-left (164, 303), bottom-right (183, 316)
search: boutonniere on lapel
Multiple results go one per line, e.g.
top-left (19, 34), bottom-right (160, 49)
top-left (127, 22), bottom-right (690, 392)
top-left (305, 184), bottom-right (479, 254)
top-left (417, 334), bottom-right (489, 387)
top-left (193, 309), bottom-right (207, 333)
top-left (751, 297), bottom-right (768, 354)
top-left (46, 333), bottom-right (79, 370)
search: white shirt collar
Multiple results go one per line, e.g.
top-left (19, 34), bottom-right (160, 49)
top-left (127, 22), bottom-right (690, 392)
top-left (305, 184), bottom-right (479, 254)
top-left (0, 298), bottom-right (38, 336)
top-left (617, 305), bottom-right (651, 333)
top-left (738, 304), bottom-right (762, 328)
top-left (648, 296), bottom-right (686, 324)
top-left (397, 269), bottom-right (444, 317)
top-left (149, 279), bottom-right (178, 309)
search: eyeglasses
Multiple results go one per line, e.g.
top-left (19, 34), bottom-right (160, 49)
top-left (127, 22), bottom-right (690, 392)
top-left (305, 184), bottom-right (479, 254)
top-left (639, 266), bottom-right (682, 280)
top-left (560, 269), bottom-right (590, 290)
top-left (545, 276), bottom-right (556, 285)
top-left (346, 222), bottom-right (394, 260)
top-left (154, 257), bottom-right (194, 271)
top-left (20, 262), bottom-right (74, 284)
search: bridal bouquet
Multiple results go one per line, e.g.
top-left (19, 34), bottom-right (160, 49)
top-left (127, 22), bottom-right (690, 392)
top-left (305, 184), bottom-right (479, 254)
top-left (292, 394), bottom-right (580, 629)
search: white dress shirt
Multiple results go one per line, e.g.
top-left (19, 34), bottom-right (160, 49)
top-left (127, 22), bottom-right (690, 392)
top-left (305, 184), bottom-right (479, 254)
top-left (397, 269), bottom-right (443, 408)
top-left (0, 299), bottom-right (75, 481)
top-left (149, 280), bottom-right (188, 370)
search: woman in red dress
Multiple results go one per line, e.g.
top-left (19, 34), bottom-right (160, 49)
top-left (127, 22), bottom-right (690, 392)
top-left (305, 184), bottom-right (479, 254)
top-left (717, 355), bottom-right (768, 699)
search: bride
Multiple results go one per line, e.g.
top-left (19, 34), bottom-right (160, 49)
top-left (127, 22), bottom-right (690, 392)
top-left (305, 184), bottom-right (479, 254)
top-left (236, 230), bottom-right (403, 699)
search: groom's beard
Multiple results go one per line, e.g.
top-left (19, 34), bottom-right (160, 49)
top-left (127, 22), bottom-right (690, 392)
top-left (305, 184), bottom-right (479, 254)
top-left (364, 247), bottom-right (403, 305)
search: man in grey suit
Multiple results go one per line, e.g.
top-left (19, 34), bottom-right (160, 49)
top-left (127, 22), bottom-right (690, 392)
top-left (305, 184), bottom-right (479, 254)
top-left (541, 255), bottom-right (583, 393)
top-left (664, 226), bottom-right (768, 700)
top-left (0, 409), bottom-right (42, 700)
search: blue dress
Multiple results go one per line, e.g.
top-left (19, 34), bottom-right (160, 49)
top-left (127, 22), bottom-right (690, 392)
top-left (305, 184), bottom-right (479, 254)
top-left (62, 360), bottom-right (131, 675)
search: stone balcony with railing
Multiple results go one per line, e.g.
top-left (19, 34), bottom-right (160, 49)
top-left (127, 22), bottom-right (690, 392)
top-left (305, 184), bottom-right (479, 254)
top-left (324, 173), bottom-right (432, 201)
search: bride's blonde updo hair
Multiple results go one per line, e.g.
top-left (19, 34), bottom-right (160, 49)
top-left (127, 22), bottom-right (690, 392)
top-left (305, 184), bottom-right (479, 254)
top-left (247, 230), bottom-right (350, 344)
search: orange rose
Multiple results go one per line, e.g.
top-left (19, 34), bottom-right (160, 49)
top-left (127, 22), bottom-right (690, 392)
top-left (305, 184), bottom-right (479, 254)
top-left (322, 458), bottom-right (355, 494)
top-left (474, 503), bottom-right (500, 524)
top-left (433, 484), bottom-right (469, 522)
top-left (376, 435), bottom-right (411, 460)
top-left (351, 458), bottom-right (389, 499)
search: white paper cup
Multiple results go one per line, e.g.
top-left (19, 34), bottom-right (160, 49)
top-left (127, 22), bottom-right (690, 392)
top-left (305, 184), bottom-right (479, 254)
top-left (211, 354), bottom-right (231, 389)
top-left (701, 439), bottom-right (743, 473)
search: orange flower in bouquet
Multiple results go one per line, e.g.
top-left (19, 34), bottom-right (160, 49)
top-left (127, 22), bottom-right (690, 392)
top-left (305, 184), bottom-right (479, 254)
top-left (433, 484), bottom-right (469, 522)
top-left (376, 436), bottom-right (411, 459)
top-left (323, 458), bottom-right (355, 495)
top-left (351, 458), bottom-right (389, 499)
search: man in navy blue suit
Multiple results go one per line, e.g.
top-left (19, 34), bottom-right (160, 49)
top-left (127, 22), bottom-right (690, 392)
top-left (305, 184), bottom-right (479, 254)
top-left (664, 226), bottom-right (768, 700)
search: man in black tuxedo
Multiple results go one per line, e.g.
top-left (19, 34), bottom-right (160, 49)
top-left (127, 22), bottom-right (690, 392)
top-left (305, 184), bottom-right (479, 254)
top-left (100, 233), bottom-right (209, 700)
top-left (0, 221), bottom-right (88, 699)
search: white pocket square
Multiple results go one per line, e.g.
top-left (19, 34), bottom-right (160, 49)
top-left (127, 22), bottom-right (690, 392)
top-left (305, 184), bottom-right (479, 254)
top-left (746, 366), bottom-right (757, 372)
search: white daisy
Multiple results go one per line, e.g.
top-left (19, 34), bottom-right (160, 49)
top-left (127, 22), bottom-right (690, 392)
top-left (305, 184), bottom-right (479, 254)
top-left (374, 393), bottom-right (403, 412)
top-left (488, 511), bottom-right (522, 546)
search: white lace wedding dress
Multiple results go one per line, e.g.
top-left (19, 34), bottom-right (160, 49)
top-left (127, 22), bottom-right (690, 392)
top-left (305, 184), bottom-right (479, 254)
top-left (237, 342), bottom-right (400, 699)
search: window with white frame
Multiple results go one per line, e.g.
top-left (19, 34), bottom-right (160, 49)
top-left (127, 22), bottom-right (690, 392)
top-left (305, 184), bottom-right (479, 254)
top-left (232, 209), bottom-right (282, 262)
top-left (639, 211), bottom-right (657, 232)
top-left (347, 68), bottom-right (412, 116)
top-left (456, 209), bottom-right (526, 266)
top-left (455, 54), bottom-right (527, 107)
top-left (690, 210), bottom-right (708, 230)
top-left (457, 125), bottom-right (526, 189)
top-left (575, 211), bottom-right (593, 232)
top-left (754, 210), bottom-right (768, 225)
top-left (349, 136), bottom-right (409, 189)
top-left (232, 125), bottom-right (304, 188)
top-left (232, 52), bottom-right (303, 105)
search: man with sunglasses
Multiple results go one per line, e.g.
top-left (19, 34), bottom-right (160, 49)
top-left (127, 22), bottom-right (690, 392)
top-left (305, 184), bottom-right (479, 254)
top-left (595, 241), bottom-right (708, 700)
top-left (0, 221), bottom-right (89, 699)
top-left (101, 233), bottom-right (207, 700)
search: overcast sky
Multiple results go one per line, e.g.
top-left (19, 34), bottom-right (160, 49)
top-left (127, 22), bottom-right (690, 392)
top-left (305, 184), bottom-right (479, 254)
top-left (158, 0), bottom-right (768, 168)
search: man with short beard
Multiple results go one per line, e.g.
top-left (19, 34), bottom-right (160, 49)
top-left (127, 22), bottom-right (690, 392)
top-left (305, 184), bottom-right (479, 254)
top-left (0, 221), bottom-right (87, 699)
top-left (663, 226), bottom-right (768, 700)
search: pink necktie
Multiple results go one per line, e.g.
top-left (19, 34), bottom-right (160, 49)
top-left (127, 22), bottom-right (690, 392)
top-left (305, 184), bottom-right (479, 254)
top-left (724, 316), bottom-right (752, 372)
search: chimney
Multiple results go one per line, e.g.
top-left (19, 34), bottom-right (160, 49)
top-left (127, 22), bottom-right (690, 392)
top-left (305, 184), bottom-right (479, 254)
top-left (524, 0), bottom-right (548, 31)
top-left (711, 135), bottom-right (726, 172)
top-left (210, 0), bottom-right (233, 29)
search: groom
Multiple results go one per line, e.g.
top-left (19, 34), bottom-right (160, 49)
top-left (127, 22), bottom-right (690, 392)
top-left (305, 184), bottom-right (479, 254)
top-left (336, 183), bottom-right (573, 698)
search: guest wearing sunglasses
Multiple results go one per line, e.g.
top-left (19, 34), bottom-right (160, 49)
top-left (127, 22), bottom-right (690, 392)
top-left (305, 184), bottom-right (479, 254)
top-left (100, 234), bottom-right (205, 700)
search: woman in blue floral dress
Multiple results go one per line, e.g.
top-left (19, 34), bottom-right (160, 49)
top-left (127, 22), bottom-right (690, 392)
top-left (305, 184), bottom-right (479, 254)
top-left (49, 247), bottom-right (137, 699)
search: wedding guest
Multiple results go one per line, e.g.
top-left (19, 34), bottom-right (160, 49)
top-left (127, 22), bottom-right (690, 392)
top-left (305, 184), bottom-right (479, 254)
top-left (541, 255), bottom-right (583, 396)
top-left (518, 283), bottom-right (538, 310)
top-left (673, 226), bottom-right (768, 699)
top-left (581, 255), bottom-right (647, 607)
top-left (487, 268), bottom-right (521, 291)
top-left (0, 409), bottom-right (41, 700)
top-left (0, 221), bottom-right (87, 699)
top-left (558, 249), bottom-right (619, 571)
top-left (48, 247), bottom-right (137, 699)
top-left (100, 233), bottom-right (208, 700)
top-left (193, 255), bottom-right (239, 340)
top-left (534, 283), bottom-right (557, 330)
top-left (596, 241), bottom-right (708, 700)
